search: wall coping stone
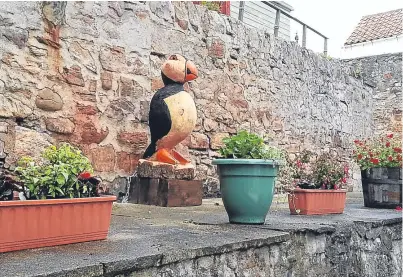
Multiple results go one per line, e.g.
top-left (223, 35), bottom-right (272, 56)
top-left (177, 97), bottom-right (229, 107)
top-left (0, 199), bottom-right (401, 277)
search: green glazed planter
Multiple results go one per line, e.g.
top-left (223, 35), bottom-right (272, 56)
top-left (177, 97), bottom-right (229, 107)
top-left (212, 159), bottom-right (280, 224)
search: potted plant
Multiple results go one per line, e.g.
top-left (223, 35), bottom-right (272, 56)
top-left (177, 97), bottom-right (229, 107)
top-left (212, 130), bottom-right (284, 224)
top-left (286, 151), bottom-right (348, 215)
top-left (0, 143), bottom-right (116, 253)
top-left (353, 133), bottom-right (402, 208)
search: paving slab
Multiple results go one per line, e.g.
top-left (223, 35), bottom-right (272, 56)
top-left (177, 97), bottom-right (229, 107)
top-left (0, 197), bottom-right (401, 277)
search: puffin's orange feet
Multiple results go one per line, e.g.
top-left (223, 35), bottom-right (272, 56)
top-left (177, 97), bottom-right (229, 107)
top-left (171, 149), bottom-right (191, 165)
top-left (156, 148), bottom-right (178, 165)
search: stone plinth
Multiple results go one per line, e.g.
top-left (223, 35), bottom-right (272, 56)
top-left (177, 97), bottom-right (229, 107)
top-left (129, 159), bottom-right (202, 207)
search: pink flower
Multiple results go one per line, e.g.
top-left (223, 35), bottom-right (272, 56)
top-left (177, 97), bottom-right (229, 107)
top-left (387, 134), bottom-right (394, 138)
top-left (396, 206), bottom-right (402, 211)
top-left (342, 178), bottom-right (347, 183)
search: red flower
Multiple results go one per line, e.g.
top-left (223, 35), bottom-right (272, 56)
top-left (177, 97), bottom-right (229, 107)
top-left (388, 156), bottom-right (393, 162)
top-left (397, 155), bottom-right (402, 161)
top-left (342, 177), bottom-right (347, 184)
top-left (344, 166), bottom-right (349, 174)
top-left (354, 140), bottom-right (360, 144)
top-left (79, 171), bottom-right (91, 179)
top-left (370, 158), bottom-right (379, 165)
top-left (386, 142), bottom-right (391, 147)
top-left (357, 154), bottom-right (363, 160)
top-left (396, 206), bottom-right (402, 211)
top-left (394, 147), bottom-right (402, 153)
top-left (369, 152), bottom-right (373, 157)
top-left (334, 184), bottom-right (340, 190)
top-left (387, 134), bottom-right (394, 138)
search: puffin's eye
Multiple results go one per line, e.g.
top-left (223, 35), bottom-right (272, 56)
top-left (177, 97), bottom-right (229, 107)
top-left (169, 55), bottom-right (178, 60)
top-left (186, 68), bottom-right (192, 74)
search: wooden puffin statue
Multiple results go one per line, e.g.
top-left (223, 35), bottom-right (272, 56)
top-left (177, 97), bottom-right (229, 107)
top-left (143, 54), bottom-right (198, 165)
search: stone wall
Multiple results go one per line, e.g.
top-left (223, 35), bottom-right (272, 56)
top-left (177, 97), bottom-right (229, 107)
top-left (0, 1), bottom-right (373, 198)
top-left (131, 221), bottom-right (402, 277)
top-left (343, 53), bottom-right (402, 136)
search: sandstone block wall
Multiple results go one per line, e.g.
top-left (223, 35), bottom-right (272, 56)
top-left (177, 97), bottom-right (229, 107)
top-left (0, 2), bottom-right (373, 198)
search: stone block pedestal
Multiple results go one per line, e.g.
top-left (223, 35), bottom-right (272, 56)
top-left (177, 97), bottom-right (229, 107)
top-left (128, 159), bottom-right (203, 207)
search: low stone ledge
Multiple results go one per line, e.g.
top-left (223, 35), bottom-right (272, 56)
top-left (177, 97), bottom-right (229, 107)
top-left (102, 254), bottom-right (163, 277)
top-left (0, 203), bottom-right (401, 277)
top-left (158, 233), bottom-right (290, 266)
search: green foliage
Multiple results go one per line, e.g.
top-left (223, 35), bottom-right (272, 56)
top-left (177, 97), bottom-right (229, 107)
top-left (14, 143), bottom-right (98, 200)
top-left (200, 1), bottom-right (221, 12)
top-left (320, 53), bottom-right (333, 61)
top-left (219, 130), bottom-right (285, 161)
top-left (350, 65), bottom-right (362, 78)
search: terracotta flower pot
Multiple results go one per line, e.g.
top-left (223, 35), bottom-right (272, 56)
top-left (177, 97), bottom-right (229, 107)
top-left (288, 188), bottom-right (347, 215)
top-left (0, 196), bottom-right (116, 253)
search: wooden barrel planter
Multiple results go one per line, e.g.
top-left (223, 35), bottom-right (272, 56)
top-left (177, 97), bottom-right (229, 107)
top-left (361, 167), bottom-right (402, 208)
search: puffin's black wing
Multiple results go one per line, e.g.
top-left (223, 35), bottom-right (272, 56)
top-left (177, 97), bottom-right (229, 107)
top-left (143, 83), bottom-right (184, 158)
top-left (149, 93), bottom-right (171, 143)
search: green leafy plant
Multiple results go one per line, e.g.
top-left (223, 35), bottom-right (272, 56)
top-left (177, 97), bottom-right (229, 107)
top-left (200, 1), bottom-right (221, 12)
top-left (350, 66), bottom-right (362, 78)
top-left (219, 130), bottom-right (285, 161)
top-left (353, 133), bottom-right (402, 170)
top-left (320, 53), bottom-right (333, 61)
top-left (14, 143), bottom-right (99, 200)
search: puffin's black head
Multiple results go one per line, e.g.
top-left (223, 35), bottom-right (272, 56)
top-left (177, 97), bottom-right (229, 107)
top-left (161, 54), bottom-right (198, 85)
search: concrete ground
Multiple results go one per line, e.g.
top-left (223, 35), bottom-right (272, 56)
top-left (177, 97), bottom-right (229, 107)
top-left (0, 194), bottom-right (401, 277)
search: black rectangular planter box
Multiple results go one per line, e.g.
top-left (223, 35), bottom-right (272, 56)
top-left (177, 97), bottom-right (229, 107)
top-left (361, 167), bottom-right (402, 209)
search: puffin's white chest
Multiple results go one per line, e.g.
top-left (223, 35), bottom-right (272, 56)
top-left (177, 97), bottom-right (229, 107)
top-left (157, 91), bottom-right (197, 149)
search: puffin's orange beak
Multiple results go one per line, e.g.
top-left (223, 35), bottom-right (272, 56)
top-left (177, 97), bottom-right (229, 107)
top-left (185, 61), bottom-right (198, 82)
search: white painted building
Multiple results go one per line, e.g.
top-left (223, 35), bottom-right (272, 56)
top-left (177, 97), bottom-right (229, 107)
top-left (340, 9), bottom-right (403, 59)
